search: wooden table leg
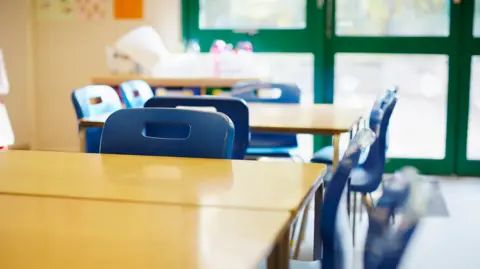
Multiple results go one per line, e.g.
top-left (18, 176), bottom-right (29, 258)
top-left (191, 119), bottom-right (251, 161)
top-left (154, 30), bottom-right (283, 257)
top-left (79, 127), bottom-right (87, 153)
top-left (332, 133), bottom-right (341, 170)
top-left (268, 226), bottom-right (290, 269)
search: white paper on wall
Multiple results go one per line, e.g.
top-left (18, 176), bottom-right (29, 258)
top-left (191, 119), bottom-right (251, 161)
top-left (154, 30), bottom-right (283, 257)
top-left (0, 103), bottom-right (14, 146)
top-left (0, 49), bottom-right (9, 95)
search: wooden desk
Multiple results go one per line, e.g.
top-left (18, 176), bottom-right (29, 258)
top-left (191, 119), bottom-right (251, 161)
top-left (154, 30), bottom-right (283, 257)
top-left (248, 103), bottom-right (362, 135)
top-left (0, 150), bottom-right (325, 214)
top-left (92, 75), bottom-right (261, 95)
top-left (0, 194), bottom-right (291, 269)
top-left (79, 103), bottom-right (364, 168)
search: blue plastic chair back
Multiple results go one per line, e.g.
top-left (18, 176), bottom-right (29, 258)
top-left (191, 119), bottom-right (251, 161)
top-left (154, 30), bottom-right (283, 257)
top-left (372, 87), bottom-right (397, 112)
top-left (72, 85), bottom-right (122, 119)
top-left (231, 82), bottom-right (300, 148)
top-left (144, 96), bottom-right (249, 160)
top-left (100, 108), bottom-right (235, 159)
top-left (361, 97), bottom-right (397, 186)
top-left (322, 129), bottom-right (376, 269)
top-left (71, 85), bottom-right (122, 153)
top-left (120, 80), bottom-right (154, 108)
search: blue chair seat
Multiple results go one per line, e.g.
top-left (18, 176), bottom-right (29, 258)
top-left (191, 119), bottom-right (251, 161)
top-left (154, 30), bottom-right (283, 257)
top-left (246, 146), bottom-right (297, 157)
top-left (311, 146), bottom-right (369, 165)
top-left (248, 138), bottom-right (297, 148)
top-left (310, 146), bottom-right (336, 164)
top-left (232, 82), bottom-right (301, 158)
top-left (258, 259), bottom-right (321, 269)
top-left (349, 167), bottom-right (379, 193)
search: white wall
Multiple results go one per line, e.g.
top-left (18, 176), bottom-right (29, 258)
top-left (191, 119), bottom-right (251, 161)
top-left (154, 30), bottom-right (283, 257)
top-left (0, 0), bottom-right (181, 151)
top-left (35, 0), bottom-right (181, 151)
top-left (0, 0), bottom-right (35, 148)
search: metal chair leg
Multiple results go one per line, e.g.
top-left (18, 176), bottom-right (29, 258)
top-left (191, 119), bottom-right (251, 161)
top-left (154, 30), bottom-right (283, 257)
top-left (361, 193), bottom-right (374, 214)
top-left (391, 208), bottom-right (396, 224)
top-left (359, 197), bottom-right (363, 222)
top-left (292, 207), bottom-right (309, 259)
top-left (352, 192), bottom-right (357, 246)
top-left (347, 177), bottom-right (351, 216)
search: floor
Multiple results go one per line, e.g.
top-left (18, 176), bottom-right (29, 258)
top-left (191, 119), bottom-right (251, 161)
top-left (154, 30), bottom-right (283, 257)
top-left (297, 176), bottom-right (480, 269)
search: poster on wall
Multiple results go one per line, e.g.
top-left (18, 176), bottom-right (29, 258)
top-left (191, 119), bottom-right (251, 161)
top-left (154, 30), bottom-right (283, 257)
top-left (36, 0), bottom-right (76, 20)
top-left (76, 0), bottom-right (107, 20)
top-left (114, 0), bottom-right (143, 20)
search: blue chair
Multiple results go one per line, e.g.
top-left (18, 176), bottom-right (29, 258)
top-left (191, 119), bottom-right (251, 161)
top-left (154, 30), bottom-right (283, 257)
top-left (258, 128), bottom-right (376, 269)
top-left (318, 128), bottom-right (376, 269)
top-left (231, 82), bottom-right (301, 157)
top-left (364, 167), bottom-right (427, 269)
top-left (311, 88), bottom-right (397, 164)
top-left (347, 96), bottom-right (397, 242)
top-left (71, 85), bottom-right (122, 153)
top-left (100, 108), bottom-right (235, 159)
top-left (144, 96), bottom-right (249, 160)
top-left (351, 96), bottom-right (397, 197)
top-left (119, 80), bottom-right (154, 108)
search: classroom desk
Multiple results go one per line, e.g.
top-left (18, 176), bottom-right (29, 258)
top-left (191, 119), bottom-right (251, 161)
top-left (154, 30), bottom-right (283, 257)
top-left (92, 75), bottom-right (261, 95)
top-left (79, 103), bottom-right (364, 169)
top-left (0, 194), bottom-right (291, 269)
top-left (0, 150), bottom-right (326, 262)
top-left (0, 151), bottom-right (325, 213)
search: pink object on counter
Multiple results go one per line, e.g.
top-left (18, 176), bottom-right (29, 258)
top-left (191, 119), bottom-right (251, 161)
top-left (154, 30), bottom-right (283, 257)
top-left (210, 40), bottom-right (227, 77)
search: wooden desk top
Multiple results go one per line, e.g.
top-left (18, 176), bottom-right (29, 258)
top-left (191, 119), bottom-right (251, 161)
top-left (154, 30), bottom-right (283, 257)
top-left (80, 103), bottom-right (364, 135)
top-left (0, 151), bottom-right (325, 213)
top-left (0, 194), bottom-right (290, 269)
top-left (92, 75), bottom-right (261, 88)
top-left (248, 103), bottom-right (364, 134)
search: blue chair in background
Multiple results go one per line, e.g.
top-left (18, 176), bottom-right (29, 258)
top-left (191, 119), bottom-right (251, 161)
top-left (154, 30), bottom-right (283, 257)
top-left (348, 96), bottom-right (397, 241)
top-left (119, 80), bottom-right (154, 108)
top-left (145, 96), bottom-right (249, 160)
top-left (351, 96), bottom-right (397, 202)
top-left (311, 88), bottom-right (397, 164)
top-left (231, 82), bottom-right (301, 158)
top-left (100, 108), bottom-right (235, 159)
top-left (71, 85), bottom-right (122, 153)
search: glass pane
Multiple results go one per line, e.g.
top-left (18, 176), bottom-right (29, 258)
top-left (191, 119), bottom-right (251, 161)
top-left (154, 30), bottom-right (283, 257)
top-left (199, 0), bottom-right (306, 29)
top-left (475, 0), bottom-right (480, 37)
top-left (467, 56), bottom-right (480, 160)
top-left (336, 0), bottom-right (450, 36)
top-left (335, 54), bottom-right (448, 159)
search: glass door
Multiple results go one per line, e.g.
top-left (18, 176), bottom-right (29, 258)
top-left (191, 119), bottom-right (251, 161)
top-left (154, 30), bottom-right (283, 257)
top-left (325, 0), bottom-right (460, 174)
top-left (183, 0), bottom-right (322, 53)
top-left (457, 0), bottom-right (480, 175)
top-left (182, 0), bottom-right (325, 157)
